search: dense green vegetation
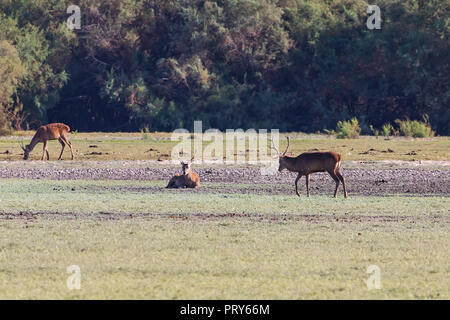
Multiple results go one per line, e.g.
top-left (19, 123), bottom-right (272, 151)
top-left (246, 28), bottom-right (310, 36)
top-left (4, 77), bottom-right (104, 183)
top-left (0, 0), bottom-right (448, 134)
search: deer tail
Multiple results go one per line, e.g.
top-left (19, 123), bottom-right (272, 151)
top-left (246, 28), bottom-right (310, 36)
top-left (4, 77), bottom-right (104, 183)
top-left (336, 154), bottom-right (343, 172)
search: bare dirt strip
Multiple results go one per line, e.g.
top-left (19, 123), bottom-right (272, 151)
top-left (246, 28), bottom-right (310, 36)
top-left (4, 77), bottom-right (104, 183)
top-left (0, 160), bottom-right (448, 196)
top-left (1, 211), bottom-right (449, 224)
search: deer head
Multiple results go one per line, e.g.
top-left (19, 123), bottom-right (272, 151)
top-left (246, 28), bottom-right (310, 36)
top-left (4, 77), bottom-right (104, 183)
top-left (271, 136), bottom-right (290, 172)
top-left (19, 142), bottom-right (30, 160)
top-left (180, 157), bottom-right (194, 174)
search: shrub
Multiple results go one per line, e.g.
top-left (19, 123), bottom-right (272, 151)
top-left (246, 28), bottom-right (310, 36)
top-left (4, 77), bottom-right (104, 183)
top-left (395, 116), bottom-right (434, 138)
top-left (381, 123), bottom-right (394, 138)
top-left (336, 118), bottom-right (361, 139)
top-left (369, 125), bottom-right (379, 139)
top-left (141, 126), bottom-right (150, 140)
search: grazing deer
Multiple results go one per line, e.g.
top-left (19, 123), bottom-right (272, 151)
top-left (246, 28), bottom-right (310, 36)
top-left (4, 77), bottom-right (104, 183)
top-left (166, 158), bottom-right (200, 189)
top-left (21, 123), bottom-right (74, 160)
top-left (272, 137), bottom-right (347, 198)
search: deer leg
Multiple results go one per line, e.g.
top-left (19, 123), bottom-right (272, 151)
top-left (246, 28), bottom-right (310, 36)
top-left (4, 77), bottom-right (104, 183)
top-left (336, 171), bottom-right (348, 198)
top-left (61, 135), bottom-right (74, 160)
top-left (295, 173), bottom-right (302, 197)
top-left (57, 138), bottom-right (65, 160)
top-left (42, 141), bottom-right (48, 161)
top-left (306, 174), bottom-right (311, 197)
top-left (328, 171), bottom-right (340, 198)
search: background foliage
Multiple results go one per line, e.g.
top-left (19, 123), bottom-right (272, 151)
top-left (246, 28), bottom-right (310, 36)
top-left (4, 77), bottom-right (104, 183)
top-left (0, 0), bottom-right (448, 134)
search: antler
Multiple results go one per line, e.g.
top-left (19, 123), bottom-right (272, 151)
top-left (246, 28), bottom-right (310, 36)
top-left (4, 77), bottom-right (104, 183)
top-left (270, 137), bottom-right (280, 155)
top-left (282, 136), bottom-right (290, 156)
top-left (271, 136), bottom-right (290, 156)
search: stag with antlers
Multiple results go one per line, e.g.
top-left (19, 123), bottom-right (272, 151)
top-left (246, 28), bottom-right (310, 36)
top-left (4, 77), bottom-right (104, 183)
top-left (21, 123), bottom-right (74, 160)
top-left (272, 137), bottom-right (348, 198)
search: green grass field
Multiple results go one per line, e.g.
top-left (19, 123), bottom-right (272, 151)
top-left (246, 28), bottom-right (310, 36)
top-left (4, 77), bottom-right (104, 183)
top-left (0, 132), bottom-right (448, 299)
top-left (0, 179), bottom-right (448, 299)
top-left (1, 132), bottom-right (449, 161)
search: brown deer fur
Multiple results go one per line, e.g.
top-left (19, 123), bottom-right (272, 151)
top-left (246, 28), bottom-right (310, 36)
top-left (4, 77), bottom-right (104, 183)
top-left (21, 123), bottom-right (74, 160)
top-left (274, 137), bottom-right (347, 198)
top-left (166, 160), bottom-right (200, 189)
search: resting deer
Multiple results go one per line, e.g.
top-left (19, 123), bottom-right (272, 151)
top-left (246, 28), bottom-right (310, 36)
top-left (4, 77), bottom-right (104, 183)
top-left (272, 137), bottom-right (347, 198)
top-left (21, 123), bottom-right (74, 160)
top-left (166, 158), bottom-right (200, 189)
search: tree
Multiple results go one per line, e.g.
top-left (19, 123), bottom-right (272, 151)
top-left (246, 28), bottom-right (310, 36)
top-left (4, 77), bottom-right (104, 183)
top-left (0, 40), bottom-right (25, 132)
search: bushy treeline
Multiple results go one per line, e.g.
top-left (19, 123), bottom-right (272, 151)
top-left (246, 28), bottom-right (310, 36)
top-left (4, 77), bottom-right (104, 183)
top-left (0, 0), bottom-right (448, 134)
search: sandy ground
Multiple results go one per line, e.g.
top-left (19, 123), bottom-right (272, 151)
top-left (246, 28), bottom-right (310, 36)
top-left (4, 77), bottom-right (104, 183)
top-left (0, 160), bottom-right (448, 196)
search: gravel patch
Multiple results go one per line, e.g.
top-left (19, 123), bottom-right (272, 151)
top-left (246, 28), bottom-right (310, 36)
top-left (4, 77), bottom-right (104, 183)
top-left (0, 160), bottom-right (448, 196)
